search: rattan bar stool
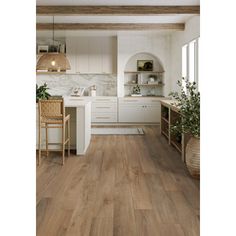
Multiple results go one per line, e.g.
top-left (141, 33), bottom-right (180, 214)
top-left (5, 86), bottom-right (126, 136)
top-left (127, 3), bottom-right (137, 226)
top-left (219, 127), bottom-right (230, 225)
top-left (38, 99), bottom-right (70, 165)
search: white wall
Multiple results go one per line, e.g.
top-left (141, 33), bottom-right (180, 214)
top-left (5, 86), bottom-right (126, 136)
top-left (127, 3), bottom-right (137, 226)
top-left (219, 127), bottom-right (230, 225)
top-left (117, 34), bottom-right (171, 97)
top-left (170, 16), bottom-right (200, 92)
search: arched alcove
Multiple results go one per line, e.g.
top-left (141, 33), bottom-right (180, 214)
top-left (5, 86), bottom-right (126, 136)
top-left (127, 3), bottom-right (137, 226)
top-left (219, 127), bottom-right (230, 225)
top-left (124, 52), bottom-right (164, 72)
top-left (123, 52), bottom-right (165, 97)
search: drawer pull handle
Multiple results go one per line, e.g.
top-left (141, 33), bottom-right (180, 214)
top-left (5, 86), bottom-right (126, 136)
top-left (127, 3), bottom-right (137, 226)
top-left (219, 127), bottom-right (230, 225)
top-left (96, 99), bottom-right (112, 101)
top-left (96, 107), bottom-right (110, 109)
top-left (96, 117), bottom-right (110, 119)
top-left (123, 100), bottom-right (138, 102)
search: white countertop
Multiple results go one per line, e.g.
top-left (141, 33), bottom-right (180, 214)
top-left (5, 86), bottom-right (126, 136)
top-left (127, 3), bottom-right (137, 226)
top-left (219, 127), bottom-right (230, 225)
top-left (160, 99), bottom-right (180, 112)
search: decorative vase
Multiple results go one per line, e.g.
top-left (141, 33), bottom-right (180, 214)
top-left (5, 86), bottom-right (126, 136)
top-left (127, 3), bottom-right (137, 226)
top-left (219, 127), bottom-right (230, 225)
top-left (186, 137), bottom-right (200, 178)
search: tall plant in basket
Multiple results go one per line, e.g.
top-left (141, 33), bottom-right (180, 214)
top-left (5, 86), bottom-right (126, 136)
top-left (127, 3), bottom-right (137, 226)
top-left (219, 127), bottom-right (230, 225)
top-left (169, 77), bottom-right (200, 178)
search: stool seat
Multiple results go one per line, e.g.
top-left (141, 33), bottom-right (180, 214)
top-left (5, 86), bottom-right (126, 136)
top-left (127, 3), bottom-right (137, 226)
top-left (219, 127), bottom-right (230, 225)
top-left (38, 99), bottom-right (70, 165)
top-left (41, 114), bottom-right (70, 125)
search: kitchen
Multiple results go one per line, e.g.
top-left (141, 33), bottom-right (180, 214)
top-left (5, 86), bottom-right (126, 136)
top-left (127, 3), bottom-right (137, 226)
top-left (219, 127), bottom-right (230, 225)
top-left (3, 1), bottom-right (236, 235)
top-left (35, 1), bottom-right (200, 235)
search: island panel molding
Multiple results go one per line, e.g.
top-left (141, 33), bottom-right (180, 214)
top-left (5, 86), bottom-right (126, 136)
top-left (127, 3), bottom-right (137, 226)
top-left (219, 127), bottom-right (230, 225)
top-left (37, 23), bottom-right (185, 31)
top-left (36, 6), bottom-right (200, 15)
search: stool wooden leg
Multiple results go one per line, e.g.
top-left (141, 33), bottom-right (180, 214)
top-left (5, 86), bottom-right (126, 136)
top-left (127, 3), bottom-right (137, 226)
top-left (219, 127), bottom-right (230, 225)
top-left (46, 124), bottom-right (49, 157)
top-left (38, 123), bottom-right (41, 165)
top-left (68, 119), bottom-right (70, 157)
top-left (62, 124), bottom-right (65, 165)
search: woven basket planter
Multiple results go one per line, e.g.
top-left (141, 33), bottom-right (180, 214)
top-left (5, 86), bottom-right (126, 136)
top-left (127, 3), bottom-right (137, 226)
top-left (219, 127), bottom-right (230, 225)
top-left (186, 137), bottom-right (200, 179)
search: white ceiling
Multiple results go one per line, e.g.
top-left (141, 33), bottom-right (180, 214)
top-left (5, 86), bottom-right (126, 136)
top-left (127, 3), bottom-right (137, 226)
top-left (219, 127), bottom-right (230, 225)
top-left (36, 0), bottom-right (200, 6)
top-left (36, 1), bottom-right (200, 35)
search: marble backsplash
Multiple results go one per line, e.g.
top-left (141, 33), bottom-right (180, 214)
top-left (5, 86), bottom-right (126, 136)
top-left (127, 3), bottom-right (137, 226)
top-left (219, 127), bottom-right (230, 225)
top-left (36, 74), bottom-right (117, 96)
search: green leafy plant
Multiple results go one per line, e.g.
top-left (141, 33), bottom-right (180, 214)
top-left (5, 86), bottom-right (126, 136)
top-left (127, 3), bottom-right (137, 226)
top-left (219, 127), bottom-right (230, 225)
top-left (132, 85), bottom-right (141, 94)
top-left (169, 77), bottom-right (200, 138)
top-left (36, 83), bottom-right (51, 102)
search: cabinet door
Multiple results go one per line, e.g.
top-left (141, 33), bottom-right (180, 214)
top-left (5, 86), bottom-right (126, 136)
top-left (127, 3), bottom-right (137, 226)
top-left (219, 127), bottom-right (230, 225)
top-left (102, 37), bottom-right (116, 74)
top-left (77, 37), bottom-right (89, 73)
top-left (88, 37), bottom-right (102, 73)
top-left (143, 104), bottom-right (161, 123)
top-left (119, 105), bottom-right (145, 122)
top-left (66, 37), bottom-right (77, 74)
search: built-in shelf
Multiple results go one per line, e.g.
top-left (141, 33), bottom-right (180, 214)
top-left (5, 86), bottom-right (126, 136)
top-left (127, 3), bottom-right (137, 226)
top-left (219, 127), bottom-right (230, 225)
top-left (160, 101), bottom-right (193, 162)
top-left (124, 53), bottom-right (165, 97)
top-left (161, 130), bottom-right (169, 139)
top-left (171, 140), bottom-right (182, 153)
top-left (161, 117), bottom-right (169, 123)
top-left (36, 72), bottom-right (66, 75)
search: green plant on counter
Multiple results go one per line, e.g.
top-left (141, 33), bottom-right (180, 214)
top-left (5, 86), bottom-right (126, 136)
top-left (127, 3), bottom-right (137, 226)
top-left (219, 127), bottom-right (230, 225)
top-left (36, 83), bottom-right (51, 102)
top-left (132, 85), bottom-right (141, 94)
top-left (169, 77), bottom-right (200, 138)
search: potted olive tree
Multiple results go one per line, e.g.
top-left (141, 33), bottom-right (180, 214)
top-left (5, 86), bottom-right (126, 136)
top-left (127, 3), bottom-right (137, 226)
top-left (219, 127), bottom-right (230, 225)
top-left (170, 78), bottom-right (200, 178)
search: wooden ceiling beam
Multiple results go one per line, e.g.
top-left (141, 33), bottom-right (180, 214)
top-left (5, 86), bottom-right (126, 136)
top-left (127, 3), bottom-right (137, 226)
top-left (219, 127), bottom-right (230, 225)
top-left (36, 6), bottom-right (200, 15)
top-left (37, 23), bottom-right (185, 31)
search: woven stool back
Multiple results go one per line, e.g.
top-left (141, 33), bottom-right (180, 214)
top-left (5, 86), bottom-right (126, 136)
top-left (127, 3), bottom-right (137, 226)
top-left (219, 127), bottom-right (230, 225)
top-left (39, 99), bottom-right (64, 119)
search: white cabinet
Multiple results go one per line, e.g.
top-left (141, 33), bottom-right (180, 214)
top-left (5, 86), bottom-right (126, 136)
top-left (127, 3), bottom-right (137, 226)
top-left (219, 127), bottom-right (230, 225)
top-left (88, 38), bottom-right (103, 73)
top-left (102, 37), bottom-right (116, 74)
top-left (77, 37), bottom-right (89, 73)
top-left (65, 97), bottom-right (118, 123)
top-left (118, 98), bottom-right (161, 123)
top-left (92, 97), bottom-right (117, 123)
top-left (66, 37), bottom-right (77, 74)
top-left (66, 37), bottom-right (116, 74)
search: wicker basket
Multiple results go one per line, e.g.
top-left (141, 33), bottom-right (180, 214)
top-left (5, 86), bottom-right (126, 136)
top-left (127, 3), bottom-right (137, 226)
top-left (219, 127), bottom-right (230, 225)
top-left (186, 137), bottom-right (200, 179)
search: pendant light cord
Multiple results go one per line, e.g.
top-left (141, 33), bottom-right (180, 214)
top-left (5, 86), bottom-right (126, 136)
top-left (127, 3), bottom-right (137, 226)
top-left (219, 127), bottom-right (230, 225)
top-left (52, 15), bottom-right (54, 46)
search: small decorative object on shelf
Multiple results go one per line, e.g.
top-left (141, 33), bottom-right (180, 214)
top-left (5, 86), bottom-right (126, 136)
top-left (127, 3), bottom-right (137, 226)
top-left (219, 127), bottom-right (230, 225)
top-left (131, 85), bottom-right (141, 96)
top-left (147, 74), bottom-right (159, 85)
top-left (137, 60), bottom-right (153, 71)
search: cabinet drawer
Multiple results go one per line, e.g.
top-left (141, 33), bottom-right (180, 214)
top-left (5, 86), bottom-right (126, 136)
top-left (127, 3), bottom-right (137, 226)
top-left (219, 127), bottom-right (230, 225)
top-left (92, 113), bottom-right (117, 123)
top-left (119, 99), bottom-right (140, 105)
top-left (119, 98), bottom-right (161, 106)
top-left (92, 102), bottom-right (117, 113)
top-left (94, 97), bottom-right (117, 103)
top-left (119, 104), bottom-right (161, 123)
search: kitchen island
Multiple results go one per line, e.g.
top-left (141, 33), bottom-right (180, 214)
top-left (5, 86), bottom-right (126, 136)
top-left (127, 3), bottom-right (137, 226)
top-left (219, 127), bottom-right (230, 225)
top-left (64, 98), bottom-right (91, 155)
top-left (36, 99), bottom-right (91, 156)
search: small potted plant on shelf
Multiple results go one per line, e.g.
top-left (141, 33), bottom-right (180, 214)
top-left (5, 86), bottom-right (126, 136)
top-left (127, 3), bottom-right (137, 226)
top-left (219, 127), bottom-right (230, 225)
top-left (131, 85), bottom-right (141, 96)
top-left (169, 77), bottom-right (200, 178)
top-left (36, 83), bottom-right (51, 102)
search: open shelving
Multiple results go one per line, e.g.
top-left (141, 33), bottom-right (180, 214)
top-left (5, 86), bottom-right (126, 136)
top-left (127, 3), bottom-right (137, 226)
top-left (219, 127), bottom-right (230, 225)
top-left (160, 101), bottom-right (187, 161)
top-left (124, 53), bottom-right (165, 97)
top-left (170, 109), bottom-right (182, 153)
top-left (124, 71), bottom-right (164, 96)
top-left (161, 105), bottom-right (169, 140)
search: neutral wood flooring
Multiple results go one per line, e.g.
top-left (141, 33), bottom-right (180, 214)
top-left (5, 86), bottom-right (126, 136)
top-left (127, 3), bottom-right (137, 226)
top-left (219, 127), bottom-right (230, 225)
top-left (37, 126), bottom-right (200, 236)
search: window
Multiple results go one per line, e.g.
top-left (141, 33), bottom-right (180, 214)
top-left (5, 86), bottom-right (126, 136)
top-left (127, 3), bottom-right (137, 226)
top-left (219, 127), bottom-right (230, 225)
top-left (182, 38), bottom-right (199, 90)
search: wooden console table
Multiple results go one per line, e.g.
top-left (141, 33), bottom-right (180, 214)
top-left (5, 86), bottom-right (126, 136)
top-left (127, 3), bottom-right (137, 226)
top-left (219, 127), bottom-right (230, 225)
top-left (160, 99), bottom-right (191, 162)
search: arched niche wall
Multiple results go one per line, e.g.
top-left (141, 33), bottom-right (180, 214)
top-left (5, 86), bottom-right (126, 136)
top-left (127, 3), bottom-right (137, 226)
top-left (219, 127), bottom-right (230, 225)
top-left (124, 52), bottom-right (164, 72)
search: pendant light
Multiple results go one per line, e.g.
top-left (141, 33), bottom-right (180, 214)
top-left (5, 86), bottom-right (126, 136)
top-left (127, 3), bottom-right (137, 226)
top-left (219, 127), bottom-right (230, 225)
top-left (36, 16), bottom-right (71, 72)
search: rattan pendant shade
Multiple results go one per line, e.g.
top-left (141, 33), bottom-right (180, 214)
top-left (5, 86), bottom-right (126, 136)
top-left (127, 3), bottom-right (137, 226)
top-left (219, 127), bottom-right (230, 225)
top-left (36, 53), bottom-right (71, 71)
top-left (36, 16), bottom-right (71, 72)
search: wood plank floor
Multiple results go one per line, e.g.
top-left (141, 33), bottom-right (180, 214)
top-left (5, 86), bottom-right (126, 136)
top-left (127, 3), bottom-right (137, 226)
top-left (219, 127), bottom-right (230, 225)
top-left (37, 126), bottom-right (200, 236)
